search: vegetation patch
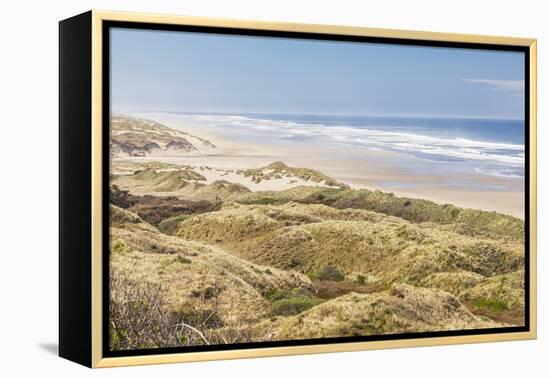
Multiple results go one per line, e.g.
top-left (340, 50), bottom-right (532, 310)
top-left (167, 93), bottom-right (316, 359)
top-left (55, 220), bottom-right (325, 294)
top-left (237, 186), bottom-right (523, 241)
top-left (460, 271), bottom-right (524, 311)
top-left (237, 161), bottom-right (348, 188)
top-left (472, 298), bottom-right (508, 313)
top-left (255, 197), bottom-right (276, 205)
top-left (110, 185), bottom-right (221, 225)
top-left (270, 296), bottom-right (323, 317)
top-left (158, 214), bottom-right (192, 235)
top-left (311, 266), bottom-right (345, 282)
top-left (271, 284), bottom-right (499, 340)
top-left (111, 239), bottom-right (127, 254)
top-left (265, 288), bottom-right (323, 317)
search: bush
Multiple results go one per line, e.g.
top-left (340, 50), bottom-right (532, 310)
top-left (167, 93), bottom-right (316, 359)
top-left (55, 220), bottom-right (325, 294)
top-left (265, 288), bottom-right (322, 317)
top-left (270, 297), bottom-right (322, 317)
top-left (356, 274), bottom-right (366, 285)
top-left (111, 239), bottom-right (127, 254)
top-left (109, 271), bottom-right (216, 350)
top-left (473, 298), bottom-right (508, 313)
top-left (265, 288), bottom-right (310, 302)
top-left (110, 272), bottom-right (180, 350)
top-left (157, 214), bottom-right (191, 234)
top-left (256, 197), bottom-right (276, 205)
top-left (313, 266), bottom-right (345, 282)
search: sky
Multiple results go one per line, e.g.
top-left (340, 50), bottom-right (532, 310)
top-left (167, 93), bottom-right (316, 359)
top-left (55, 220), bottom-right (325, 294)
top-left (110, 27), bottom-right (525, 119)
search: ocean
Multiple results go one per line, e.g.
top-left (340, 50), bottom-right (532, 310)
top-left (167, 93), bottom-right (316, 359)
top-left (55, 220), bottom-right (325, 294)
top-left (133, 111), bottom-right (525, 181)
top-left (183, 113), bottom-right (525, 180)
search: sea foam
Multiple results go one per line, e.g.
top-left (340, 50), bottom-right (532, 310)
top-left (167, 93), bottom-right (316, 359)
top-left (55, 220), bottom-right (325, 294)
top-left (179, 113), bottom-right (525, 178)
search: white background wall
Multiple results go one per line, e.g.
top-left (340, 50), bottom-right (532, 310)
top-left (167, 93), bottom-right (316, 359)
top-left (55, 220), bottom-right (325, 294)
top-left (1, 0), bottom-right (547, 376)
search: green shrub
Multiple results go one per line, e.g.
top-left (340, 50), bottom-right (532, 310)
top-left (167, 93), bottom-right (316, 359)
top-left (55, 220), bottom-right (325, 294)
top-left (111, 240), bottom-right (127, 254)
top-left (256, 197), bottom-right (276, 205)
top-left (265, 288), bottom-right (322, 317)
top-left (269, 296), bottom-right (322, 317)
top-left (265, 288), bottom-right (311, 302)
top-left (356, 274), bottom-right (366, 285)
top-left (313, 265), bottom-right (345, 281)
top-left (473, 298), bottom-right (508, 313)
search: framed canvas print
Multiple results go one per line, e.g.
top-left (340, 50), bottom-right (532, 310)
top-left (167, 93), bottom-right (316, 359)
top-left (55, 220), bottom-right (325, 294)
top-left (59, 10), bottom-right (537, 368)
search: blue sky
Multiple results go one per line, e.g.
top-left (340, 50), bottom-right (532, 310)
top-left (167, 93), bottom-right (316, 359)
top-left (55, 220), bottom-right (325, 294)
top-left (111, 28), bottom-right (525, 119)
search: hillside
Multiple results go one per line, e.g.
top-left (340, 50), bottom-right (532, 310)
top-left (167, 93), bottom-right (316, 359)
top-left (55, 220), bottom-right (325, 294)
top-left (108, 157), bottom-right (525, 349)
top-left (109, 205), bottom-right (504, 349)
top-left (172, 201), bottom-right (524, 319)
top-left (110, 116), bottom-right (216, 157)
top-left (238, 186), bottom-right (524, 241)
top-left (109, 205), bottom-right (312, 349)
top-left (111, 160), bottom-right (524, 241)
top-left (262, 284), bottom-right (499, 340)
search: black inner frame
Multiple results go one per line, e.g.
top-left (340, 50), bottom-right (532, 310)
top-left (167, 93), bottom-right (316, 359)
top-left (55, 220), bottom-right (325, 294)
top-left (102, 20), bottom-right (531, 358)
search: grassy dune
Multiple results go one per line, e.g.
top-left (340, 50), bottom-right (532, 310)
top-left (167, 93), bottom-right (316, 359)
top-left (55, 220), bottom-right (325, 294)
top-left (110, 116), bottom-right (216, 157)
top-left (108, 159), bottom-right (525, 350)
top-left (263, 284), bottom-right (499, 340)
top-left (110, 205), bottom-right (312, 349)
top-left (238, 186), bottom-right (524, 241)
top-left (173, 202), bottom-right (523, 282)
top-left (236, 161), bottom-right (348, 188)
top-left (114, 168), bottom-right (252, 200)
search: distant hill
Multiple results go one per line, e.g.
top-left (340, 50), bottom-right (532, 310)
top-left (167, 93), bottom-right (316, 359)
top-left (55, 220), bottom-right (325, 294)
top-left (110, 116), bottom-right (216, 157)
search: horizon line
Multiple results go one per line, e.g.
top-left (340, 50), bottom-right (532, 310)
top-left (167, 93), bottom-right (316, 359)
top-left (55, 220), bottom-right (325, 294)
top-left (113, 109), bottom-right (524, 122)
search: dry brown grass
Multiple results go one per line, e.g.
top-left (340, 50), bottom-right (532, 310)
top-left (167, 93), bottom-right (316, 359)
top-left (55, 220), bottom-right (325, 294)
top-left (261, 284), bottom-right (500, 340)
top-left (114, 172), bottom-right (251, 201)
top-left (460, 270), bottom-right (525, 311)
top-left (173, 202), bottom-right (523, 288)
top-left (420, 271), bottom-right (485, 296)
top-left (107, 163), bottom-right (526, 347)
top-left (110, 205), bottom-right (314, 349)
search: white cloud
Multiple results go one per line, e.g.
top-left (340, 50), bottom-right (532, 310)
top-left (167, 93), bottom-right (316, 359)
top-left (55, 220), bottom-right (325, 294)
top-left (464, 79), bottom-right (524, 96)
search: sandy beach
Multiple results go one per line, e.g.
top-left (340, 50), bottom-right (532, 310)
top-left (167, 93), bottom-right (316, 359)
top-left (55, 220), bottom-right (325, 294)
top-left (122, 112), bottom-right (525, 219)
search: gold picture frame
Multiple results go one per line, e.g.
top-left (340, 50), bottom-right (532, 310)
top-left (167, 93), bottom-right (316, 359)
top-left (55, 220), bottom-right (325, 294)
top-left (59, 10), bottom-right (537, 368)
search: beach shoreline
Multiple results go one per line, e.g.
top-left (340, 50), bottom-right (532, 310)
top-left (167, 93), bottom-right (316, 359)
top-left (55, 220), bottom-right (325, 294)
top-left (120, 112), bottom-right (525, 219)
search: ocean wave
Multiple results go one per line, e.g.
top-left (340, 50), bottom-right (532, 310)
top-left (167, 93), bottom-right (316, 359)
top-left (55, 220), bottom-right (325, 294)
top-left (184, 113), bottom-right (525, 177)
top-left (474, 166), bottom-right (525, 179)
